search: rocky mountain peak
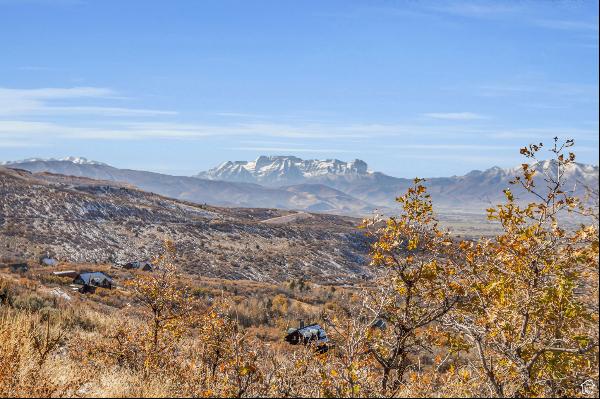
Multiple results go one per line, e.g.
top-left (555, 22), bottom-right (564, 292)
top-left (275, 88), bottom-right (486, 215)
top-left (197, 156), bottom-right (371, 185)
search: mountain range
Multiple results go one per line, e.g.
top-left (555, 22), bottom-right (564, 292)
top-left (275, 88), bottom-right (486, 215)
top-left (3, 155), bottom-right (598, 216)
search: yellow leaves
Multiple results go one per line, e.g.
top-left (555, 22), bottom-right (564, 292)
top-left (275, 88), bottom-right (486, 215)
top-left (407, 238), bottom-right (419, 251)
top-left (465, 251), bottom-right (475, 264)
top-left (359, 138), bottom-right (598, 397)
top-left (395, 284), bottom-right (408, 296)
top-left (458, 368), bottom-right (470, 381)
top-left (239, 364), bottom-right (257, 376)
top-left (459, 241), bottom-right (472, 251)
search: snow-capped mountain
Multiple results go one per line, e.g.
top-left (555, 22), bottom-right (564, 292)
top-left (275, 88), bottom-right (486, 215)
top-left (1, 156), bottom-right (107, 166)
top-left (196, 156), bottom-right (370, 185)
top-left (195, 156), bottom-right (599, 212)
top-left (1, 157), bottom-right (377, 215)
top-left (3, 155), bottom-right (597, 216)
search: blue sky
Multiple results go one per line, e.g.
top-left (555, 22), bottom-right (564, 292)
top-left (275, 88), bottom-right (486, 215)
top-left (0, 0), bottom-right (598, 177)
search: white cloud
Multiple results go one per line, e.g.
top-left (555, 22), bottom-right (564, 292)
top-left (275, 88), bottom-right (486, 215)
top-left (535, 19), bottom-right (599, 32)
top-left (0, 86), bottom-right (176, 117)
top-left (1, 119), bottom-right (597, 147)
top-left (388, 144), bottom-right (514, 151)
top-left (423, 112), bottom-right (488, 120)
top-left (429, 2), bottom-right (519, 18)
top-left (226, 146), bottom-right (353, 153)
top-left (0, 86), bottom-right (115, 99)
top-left (0, 139), bottom-right (42, 148)
top-left (488, 127), bottom-right (599, 142)
top-left (477, 83), bottom-right (599, 100)
top-left (27, 106), bottom-right (178, 116)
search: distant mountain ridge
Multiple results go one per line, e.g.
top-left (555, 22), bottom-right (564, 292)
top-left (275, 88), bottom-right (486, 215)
top-left (196, 156), bottom-right (599, 211)
top-left (3, 155), bottom-right (598, 216)
top-left (1, 156), bottom-right (107, 166)
top-left (197, 156), bottom-right (370, 185)
top-left (2, 157), bottom-right (376, 215)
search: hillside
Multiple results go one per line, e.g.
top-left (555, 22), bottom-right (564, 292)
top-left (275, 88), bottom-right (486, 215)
top-left (4, 156), bottom-right (598, 217)
top-left (3, 158), bottom-right (375, 215)
top-left (0, 167), bottom-right (371, 283)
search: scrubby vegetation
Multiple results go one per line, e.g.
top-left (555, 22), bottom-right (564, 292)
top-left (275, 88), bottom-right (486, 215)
top-left (1, 139), bottom-right (598, 397)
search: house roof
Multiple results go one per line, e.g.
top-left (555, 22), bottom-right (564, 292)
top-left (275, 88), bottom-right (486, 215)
top-left (41, 257), bottom-right (58, 266)
top-left (75, 271), bottom-right (113, 285)
top-left (286, 323), bottom-right (329, 343)
top-left (125, 261), bottom-right (153, 269)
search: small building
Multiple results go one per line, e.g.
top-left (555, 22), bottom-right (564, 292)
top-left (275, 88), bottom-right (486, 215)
top-left (40, 256), bottom-right (58, 266)
top-left (371, 319), bottom-right (387, 330)
top-left (73, 271), bottom-right (113, 290)
top-left (285, 321), bottom-right (330, 353)
top-left (9, 262), bottom-right (29, 273)
top-left (124, 260), bottom-right (154, 271)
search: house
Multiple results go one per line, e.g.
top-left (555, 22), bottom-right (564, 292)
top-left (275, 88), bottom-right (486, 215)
top-left (285, 321), bottom-right (330, 353)
top-left (9, 262), bottom-right (29, 273)
top-left (73, 271), bottom-right (113, 290)
top-left (371, 319), bottom-right (387, 330)
top-left (123, 261), bottom-right (154, 271)
top-left (40, 256), bottom-right (58, 266)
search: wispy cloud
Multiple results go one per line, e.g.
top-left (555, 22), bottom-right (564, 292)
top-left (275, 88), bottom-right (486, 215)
top-left (225, 146), bottom-right (353, 154)
top-left (376, 1), bottom-right (598, 39)
top-left (0, 87), bottom-right (115, 99)
top-left (428, 2), bottom-right (519, 18)
top-left (476, 82), bottom-right (599, 101)
top-left (0, 139), bottom-right (43, 148)
top-left (387, 143), bottom-right (514, 151)
top-left (488, 127), bottom-right (599, 142)
top-left (17, 66), bottom-right (57, 71)
top-left (392, 153), bottom-right (517, 164)
top-left (26, 106), bottom-right (178, 117)
top-left (1, 119), bottom-right (597, 146)
top-left (0, 86), bottom-right (175, 117)
top-left (535, 19), bottom-right (599, 32)
top-left (423, 112), bottom-right (488, 121)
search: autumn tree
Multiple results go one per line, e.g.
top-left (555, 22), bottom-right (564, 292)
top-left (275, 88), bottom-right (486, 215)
top-left (126, 239), bottom-right (196, 370)
top-left (360, 179), bottom-right (465, 395)
top-left (445, 138), bottom-right (599, 397)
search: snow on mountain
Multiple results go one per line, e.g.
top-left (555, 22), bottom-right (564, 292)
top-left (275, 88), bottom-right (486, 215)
top-left (1, 156), bottom-right (377, 215)
top-left (1, 156), bottom-right (107, 166)
top-left (197, 155), bottom-right (370, 185)
top-left (466, 160), bottom-right (599, 187)
top-left (195, 156), bottom-right (599, 212)
top-left (3, 154), bottom-right (597, 216)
